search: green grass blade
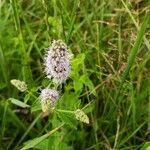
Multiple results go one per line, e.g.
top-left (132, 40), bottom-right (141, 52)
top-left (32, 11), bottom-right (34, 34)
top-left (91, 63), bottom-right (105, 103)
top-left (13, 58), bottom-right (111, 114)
top-left (118, 122), bottom-right (145, 147)
top-left (1, 102), bottom-right (8, 138)
top-left (120, 0), bottom-right (150, 50)
top-left (116, 14), bottom-right (149, 100)
top-left (121, 14), bottom-right (149, 84)
top-left (15, 113), bottom-right (42, 148)
top-left (0, 47), bottom-right (8, 84)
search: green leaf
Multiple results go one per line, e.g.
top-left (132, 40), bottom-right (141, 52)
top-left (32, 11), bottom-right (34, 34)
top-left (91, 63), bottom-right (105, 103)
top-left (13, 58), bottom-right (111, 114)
top-left (35, 134), bottom-right (73, 150)
top-left (21, 124), bottom-right (64, 150)
top-left (72, 53), bottom-right (85, 72)
top-left (60, 93), bottom-right (80, 110)
top-left (21, 134), bottom-right (50, 150)
top-left (80, 75), bottom-right (97, 96)
top-left (34, 139), bottom-right (49, 150)
top-left (141, 142), bottom-right (150, 150)
top-left (73, 79), bottom-right (83, 93)
top-left (57, 112), bottom-right (77, 129)
top-left (9, 98), bottom-right (30, 108)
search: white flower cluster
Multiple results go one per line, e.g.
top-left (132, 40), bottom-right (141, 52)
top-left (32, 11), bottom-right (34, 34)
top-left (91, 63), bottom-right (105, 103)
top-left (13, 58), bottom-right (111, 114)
top-left (44, 40), bottom-right (72, 84)
top-left (40, 88), bottom-right (59, 112)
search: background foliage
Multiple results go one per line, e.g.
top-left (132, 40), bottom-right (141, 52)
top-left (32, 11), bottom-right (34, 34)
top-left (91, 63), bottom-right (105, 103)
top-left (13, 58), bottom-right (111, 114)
top-left (0, 0), bottom-right (150, 149)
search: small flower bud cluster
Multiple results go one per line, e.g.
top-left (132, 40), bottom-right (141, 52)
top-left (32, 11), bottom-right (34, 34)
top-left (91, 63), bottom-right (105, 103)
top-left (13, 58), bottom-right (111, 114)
top-left (44, 40), bottom-right (72, 84)
top-left (40, 89), bottom-right (59, 113)
top-left (74, 109), bottom-right (89, 124)
top-left (10, 79), bottom-right (27, 92)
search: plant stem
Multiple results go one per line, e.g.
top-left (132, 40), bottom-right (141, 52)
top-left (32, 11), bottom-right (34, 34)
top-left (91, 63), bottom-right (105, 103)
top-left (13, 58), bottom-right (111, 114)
top-left (55, 109), bottom-right (74, 114)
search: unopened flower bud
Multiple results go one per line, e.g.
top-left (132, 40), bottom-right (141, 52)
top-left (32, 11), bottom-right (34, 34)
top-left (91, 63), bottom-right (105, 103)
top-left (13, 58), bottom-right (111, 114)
top-left (74, 109), bottom-right (89, 124)
top-left (10, 79), bottom-right (27, 92)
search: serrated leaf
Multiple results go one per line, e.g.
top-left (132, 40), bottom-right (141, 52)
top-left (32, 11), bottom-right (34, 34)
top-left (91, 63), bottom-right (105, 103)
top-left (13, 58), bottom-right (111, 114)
top-left (60, 93), bottom-right (79, 110)
top-left (57, 112), bottom-right (77, 129)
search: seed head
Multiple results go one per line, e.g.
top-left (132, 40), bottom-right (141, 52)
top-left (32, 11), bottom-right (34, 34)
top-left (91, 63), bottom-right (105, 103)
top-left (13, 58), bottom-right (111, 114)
top-left (44, 40), bottom-right (72, 84)
top-left (40, 88), bottom-right (59, 112)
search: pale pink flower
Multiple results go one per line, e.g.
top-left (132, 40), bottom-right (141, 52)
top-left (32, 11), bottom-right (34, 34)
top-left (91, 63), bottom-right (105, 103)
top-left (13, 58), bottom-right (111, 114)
top-left (44, 40), bottom-right (72, 84)
top-left (40, 88), bottom-right (59, 112)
